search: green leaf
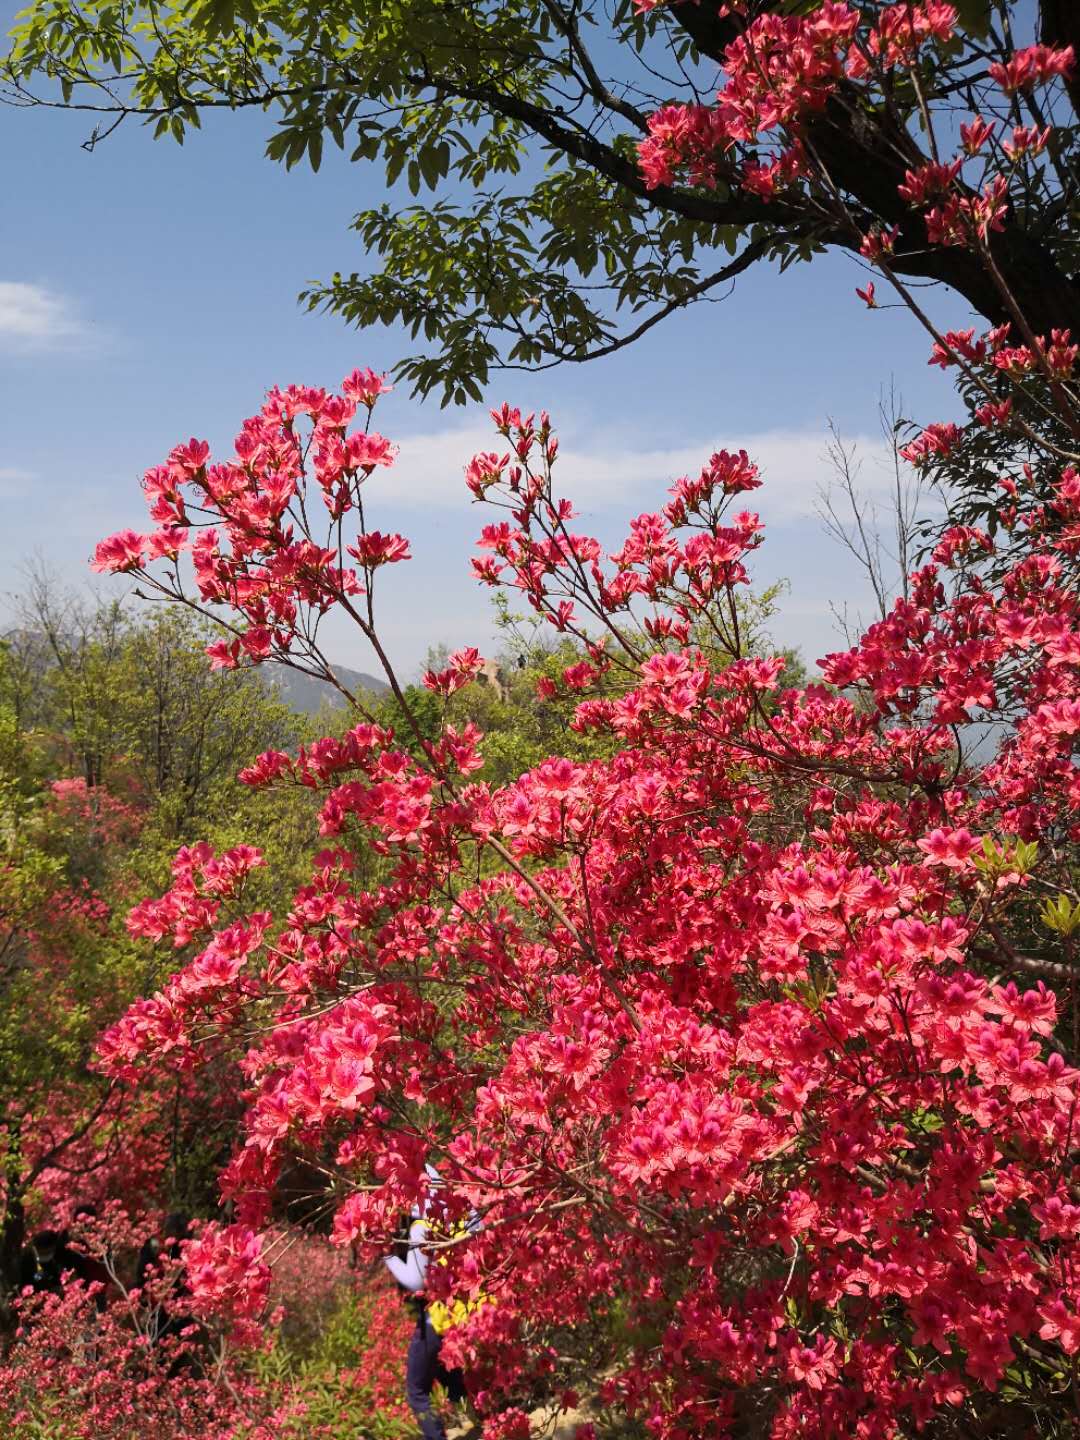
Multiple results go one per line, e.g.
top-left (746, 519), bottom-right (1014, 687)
top-left (1040, 894), bottom-right (1080, 937)
top-left (953, 0), bottom-right (993, 39)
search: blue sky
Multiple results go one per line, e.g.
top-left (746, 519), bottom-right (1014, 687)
top-left (0, 21), bottom-right (974, 680)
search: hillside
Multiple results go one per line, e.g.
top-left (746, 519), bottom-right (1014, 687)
top-left (265, 661), bottom-right (390, 714)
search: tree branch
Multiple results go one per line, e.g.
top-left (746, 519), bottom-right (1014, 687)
top-left (499, 230), bottom-right (793, 370)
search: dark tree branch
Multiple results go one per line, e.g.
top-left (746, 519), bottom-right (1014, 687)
top-left (539, 0), bottom-right (650, 131)
top-left (411, 65), bottom-right (820, 232)
top-left (8, 1), bottom-right (1080, 356)
top-left (499, 229), bottom-right (794, 369)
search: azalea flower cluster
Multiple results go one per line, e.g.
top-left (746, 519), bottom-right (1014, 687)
top-left (91, 368), bottom-right (403, 676)
top-left (635, 0), bottom-right (1075, 264)
top-left (90, 332), bottom-right (1080, 1435)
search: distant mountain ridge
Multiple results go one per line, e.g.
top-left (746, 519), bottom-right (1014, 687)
top-left (266, 662), bottom-right (390, 715)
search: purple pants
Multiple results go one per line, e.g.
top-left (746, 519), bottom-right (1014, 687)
top-left (406, 1312), bottom-right (466, 1440)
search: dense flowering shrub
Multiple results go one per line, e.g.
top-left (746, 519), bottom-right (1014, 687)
top-left (87, 358), bottom-right (1080, 1435)
top-left (0, 1212), bottom-right (413, 1440)
top-left (266, 1229), bottom-right (357, 1350)
top-left (85, 7), bottom-right (1080, 1436)
top-left (0, 769), bottom-right (163, 1284)
top-left (0, 1285), bottom-right (235, 1440)
top-left (634, 0), bottom-right (1080, 576)
top-left (0, 1208), bottom-right (280, 1440)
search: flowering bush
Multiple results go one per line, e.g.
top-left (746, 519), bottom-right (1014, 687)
top-left (265, 1229), bottom-right (357, 1354)
top-left (635, 2), bottom-right (1074, 267)
top-left (250, 1237), bottom-right (415, 1439)
top-left (348, 1270), bottom-right (418, 1422)
top-left (0, 1210), bottom-right (414, 1440)
top-left (634, 0), bottom-right (1080, 584)
top-left (85, 356), bottom-right (1080, 1435)
top-left (0, 1208), bottom-right (273, 1440)
top-left (84, 8), bottom-right (1080, 1437)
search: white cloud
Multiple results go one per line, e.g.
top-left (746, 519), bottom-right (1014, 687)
top-left (0, 282), bottom-right (85, 346)
top-left (366, 420), bottom-right (900, 526)
top-left (360, 418), bottom-right (928, 675)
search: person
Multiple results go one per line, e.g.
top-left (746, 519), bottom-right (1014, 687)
top-left (383, 1168), bottom-right (468, 1440)
top-left (16, 1226), bottom-right (110, 1304)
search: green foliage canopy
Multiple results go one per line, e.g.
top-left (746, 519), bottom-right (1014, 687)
top-left (6, 0), bottom-right (1080, 401)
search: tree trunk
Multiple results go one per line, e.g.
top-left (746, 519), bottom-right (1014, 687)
top-left (0, 1195), bottom-right (27, 1330)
